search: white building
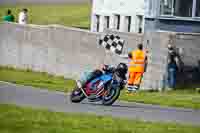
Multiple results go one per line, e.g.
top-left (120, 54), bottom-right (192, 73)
top-left (91, 0), bottom-right (200, 33)
top-left (90, 0), bottom-right (146, 33)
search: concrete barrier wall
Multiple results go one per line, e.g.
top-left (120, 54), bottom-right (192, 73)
top-left (172, 33), bottom-right (200, 86)
top-left (0, 23), bottom-right (136, 80)
top-left (1, 23), bottom-right (198, 90)
top-left (0, 23), bottom-right (150, 88)
top-left (0, 23), bottom-right (173, 90)
top-left (174, 33), bottom-right (200, 67)
top-left (0, 23), bottom-right (108, 79)
top-left (105, 30), bottom-right (170, 90)
top-left (142, 32), bottom-right (170, 90)
top-left (142, 31), bottom-right (200, 89)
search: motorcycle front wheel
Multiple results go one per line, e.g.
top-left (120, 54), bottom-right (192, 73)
top-left (102, 86), bottom-right (121, 106)
top-left (70, 87), bottom-right (86, 103)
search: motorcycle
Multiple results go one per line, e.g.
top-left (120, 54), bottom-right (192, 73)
top-left (70, 63), bottom-right (128, 106)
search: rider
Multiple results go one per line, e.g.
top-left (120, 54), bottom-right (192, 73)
top-left (79, 64), bottom-right (110, 88)
top-left (79, 63), bottom-right (127, 88)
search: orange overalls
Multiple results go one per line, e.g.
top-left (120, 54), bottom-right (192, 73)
top-left (128, 50), bottom-right (146, 87)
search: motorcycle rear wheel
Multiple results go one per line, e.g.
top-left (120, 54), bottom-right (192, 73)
top-left (102, 87), bottom-right (120, 106)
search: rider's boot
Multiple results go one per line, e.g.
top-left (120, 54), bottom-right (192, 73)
top-left (126, 85), bottom-right (137, 95)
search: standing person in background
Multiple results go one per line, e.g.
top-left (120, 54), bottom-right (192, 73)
top-left (3, 9), bottom-right (15, 22)
top-left (127, 43), bottom-right (148, 94)
top-left (18, 8), bottom-right (28, 24)
top-left (166, 44), bottom-right (182, 90)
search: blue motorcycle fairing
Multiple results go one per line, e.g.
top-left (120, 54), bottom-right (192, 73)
top-left (88, 73), bottom-right (113, 89)
top-left (100, 73), bottom-right (113, 82)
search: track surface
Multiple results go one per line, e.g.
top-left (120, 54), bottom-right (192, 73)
top-left (0, 82), bottom-right (200, 125)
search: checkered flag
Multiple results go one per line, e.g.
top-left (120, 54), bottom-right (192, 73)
top-left (99, 34), bottom-right (124, 55)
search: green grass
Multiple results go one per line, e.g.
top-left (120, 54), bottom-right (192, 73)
top-left (0, 66), bottom-right (200, 109)
top-left (0, 66), bottom-right (76, 92)
top-left (120, 90), bottom-right (200, 109)
top-left (0, 104), bottom-right (200, 133)
top-left (0, 4), bottom-right (91, 29)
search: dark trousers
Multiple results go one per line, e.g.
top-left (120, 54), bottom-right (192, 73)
top-left (168, 68), bottom-right (177, 88)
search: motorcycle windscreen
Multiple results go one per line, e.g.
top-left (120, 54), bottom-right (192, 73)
top-left (80, 70), bottom-right (93, 84)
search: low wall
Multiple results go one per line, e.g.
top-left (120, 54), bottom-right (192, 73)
top-left (0, 23), bottom-right (107, 79)
top-left (172, 33), bottom-right (200, 86)
top-left (105, 30), bottom-right (171, 90)
top-left (1, 23), bottom-right (199, 90)
top-left (0, 23), bottom-right (133, 80)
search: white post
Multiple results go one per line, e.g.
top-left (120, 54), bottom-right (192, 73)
top-left (119, 16), bottom-right (126, 32)
top-left (142, 16), bottom-right (145, 33)
top-left (156, 0), bottom-right (161, 16)
top-left (110, 15), bottom-right (115, 30)
top-left (99, 15), bottom-right (105, 32)
top-left (131, 15), bottom-right (137, 33)
top-left (124, 16), bottom-right (128, 32)
top-left (192, 0), bottom-right (197, 17)
top-left (171, 0), bottom-right (174, 16)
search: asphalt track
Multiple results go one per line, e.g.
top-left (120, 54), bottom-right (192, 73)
top-left (0, 81), bottom-right (200, 125)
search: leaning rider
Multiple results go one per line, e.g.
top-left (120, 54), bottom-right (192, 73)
top-left (79, 64), bottom-right (113, 88)
top-left (79, 63), bottom-right (127, 89)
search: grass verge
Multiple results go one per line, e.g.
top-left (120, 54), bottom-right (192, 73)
top-left (0, 4), bottom-right (91, 29)
top-left (120, 90), bottom-right (200, 109)
top-left (0, 104), bottom-right (200, 133)
top-left (0, 66), bottom-right (76, 92)
top-left (0, 66), bottom-right (200, 109)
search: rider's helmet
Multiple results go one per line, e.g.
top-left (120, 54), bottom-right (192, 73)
top-left (116, 63), bottom-right (128, 75)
